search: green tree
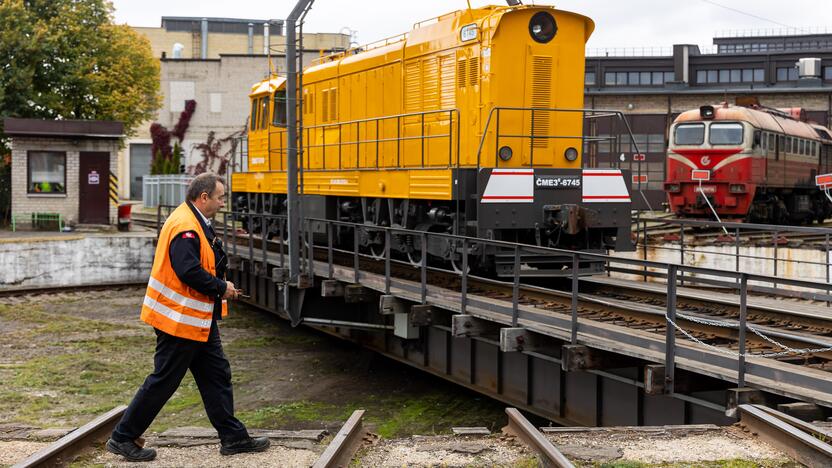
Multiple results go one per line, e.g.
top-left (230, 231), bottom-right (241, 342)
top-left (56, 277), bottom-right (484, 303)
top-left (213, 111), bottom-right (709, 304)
top-left (0, 0), bottom-right (161, 150)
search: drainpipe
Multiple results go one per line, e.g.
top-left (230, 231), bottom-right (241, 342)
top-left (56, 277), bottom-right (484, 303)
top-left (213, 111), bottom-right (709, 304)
top-left (263, 22), bottom-right (270, 55)
top-left (248, 23), bottom-right (254, 55)
top-left (200, 18), bottom-right (208, 59)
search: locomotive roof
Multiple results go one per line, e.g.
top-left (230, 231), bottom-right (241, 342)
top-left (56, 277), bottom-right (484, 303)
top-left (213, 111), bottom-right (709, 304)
top-left (674, 104), bottom-right (821, 140)
top-left (249, 4), bottom-right (593, 89)
top-left (249, 76), bottom-right (285, 97)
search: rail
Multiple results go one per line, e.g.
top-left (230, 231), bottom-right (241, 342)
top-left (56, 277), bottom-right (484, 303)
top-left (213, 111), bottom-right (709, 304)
top-left (738, 404), bottom-right (832, 467)
top-left (190, 206), bottom-right (832, 398)
top-left (12, 406), bottom-right (126, 468)
top-left (312, 409), bottom-right (366, 468)
top-left (505, 408), bottom-right (574, 468)
top-left (634, 217), bottom-right (832, 292)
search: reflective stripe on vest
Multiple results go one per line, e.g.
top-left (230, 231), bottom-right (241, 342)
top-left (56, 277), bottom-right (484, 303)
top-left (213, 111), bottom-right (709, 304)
top-left (143, 295), bottom-right (212, 329)
top-left (141, 202), bottom-right (223, 342)
top-left (147, 276), bottom-right (214, 314)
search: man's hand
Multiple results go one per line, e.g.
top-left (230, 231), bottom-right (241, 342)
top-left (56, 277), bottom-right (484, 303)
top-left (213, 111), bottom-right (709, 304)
top-left (223, 281), bottom-right (239, 299)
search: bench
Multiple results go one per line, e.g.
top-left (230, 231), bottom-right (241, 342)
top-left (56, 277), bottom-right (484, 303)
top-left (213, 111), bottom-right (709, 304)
top-left (11, 213), bottom-right (64, 232)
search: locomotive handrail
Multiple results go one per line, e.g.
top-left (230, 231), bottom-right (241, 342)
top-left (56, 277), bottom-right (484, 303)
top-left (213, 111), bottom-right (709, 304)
top-left (301, 108), bottom-right (461, 171)
top-left (474, 107), bottom-right (645, 170)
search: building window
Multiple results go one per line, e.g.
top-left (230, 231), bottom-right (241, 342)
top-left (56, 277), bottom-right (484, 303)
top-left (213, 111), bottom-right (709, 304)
top-left (824, 67), bottom-right (832, 80)
top-left (28, 151), bottom-right (66, 194)
top-left (585, 71), bottom-right (596, 86)
top-left (777, 67), bottom-right (798, 81)
top-left (704, 70), bottom-right (716, 83)
top-left (730, 69), bottom-right (741, 83)
top-left (753, 68), bottom-right (765, 82)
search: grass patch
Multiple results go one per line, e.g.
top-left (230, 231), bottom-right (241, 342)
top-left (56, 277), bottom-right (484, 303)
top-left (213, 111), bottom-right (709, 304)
top-left (236, 389), bottom-right (504, 439)
top-left (237, 401), bottom-right (353, 428)
top-left (0, 302), bottom-right (126, 339)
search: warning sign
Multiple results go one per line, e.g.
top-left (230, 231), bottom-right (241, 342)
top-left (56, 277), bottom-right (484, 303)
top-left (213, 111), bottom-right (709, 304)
top-left (88, 171), bottom-right (100, 185)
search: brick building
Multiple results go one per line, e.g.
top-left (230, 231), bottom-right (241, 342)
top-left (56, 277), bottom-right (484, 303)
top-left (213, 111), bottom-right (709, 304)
top-left (5, 119), bottom-right (123, 226)
top-left (584, 31), bottom-right (832, 208)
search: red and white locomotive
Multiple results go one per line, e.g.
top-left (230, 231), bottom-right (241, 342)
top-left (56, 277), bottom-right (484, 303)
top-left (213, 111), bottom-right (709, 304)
top-left (665, 104), bottom-right (832, 223)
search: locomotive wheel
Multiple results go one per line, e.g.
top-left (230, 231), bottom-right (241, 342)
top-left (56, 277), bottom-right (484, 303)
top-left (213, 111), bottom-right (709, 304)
top-left (368, 232), bottom-right (387, 260)
top-left (450, 254), bottom-right (471, 275)
top-left (407, 247), bottom-right (423, 267)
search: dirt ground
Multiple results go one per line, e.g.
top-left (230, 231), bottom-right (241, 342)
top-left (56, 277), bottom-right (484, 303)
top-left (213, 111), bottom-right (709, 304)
top-left (0, 287), bottom-right (506, 464)
top-left (0, 288), bottom-right (798, 467)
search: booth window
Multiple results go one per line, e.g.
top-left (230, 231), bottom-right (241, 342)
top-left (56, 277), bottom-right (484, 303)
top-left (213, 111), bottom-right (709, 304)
top-left (28, 151), bottom-right (66, 194)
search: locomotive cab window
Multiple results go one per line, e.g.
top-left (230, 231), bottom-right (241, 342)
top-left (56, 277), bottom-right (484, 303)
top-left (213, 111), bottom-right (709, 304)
top-left (709, 122), bottom-right (743, 145)
top-left (250, 99), bottom-right (259, 130)
top-left (674, 123), bottom-right (705, 145)
top-left (273, 90), bottom-right (287, 127)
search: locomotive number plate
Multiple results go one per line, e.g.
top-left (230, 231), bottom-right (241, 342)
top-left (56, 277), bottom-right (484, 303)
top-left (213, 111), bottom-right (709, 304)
top-left (535, 176), bottom-right (581, 189)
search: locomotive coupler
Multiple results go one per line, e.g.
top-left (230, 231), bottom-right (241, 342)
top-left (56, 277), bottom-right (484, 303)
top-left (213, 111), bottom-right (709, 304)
top-left (543, 204), bottom-right (594, 235)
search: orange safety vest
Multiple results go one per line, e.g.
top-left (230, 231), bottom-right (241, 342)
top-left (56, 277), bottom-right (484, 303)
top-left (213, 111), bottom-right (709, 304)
top-left (141, 202), bottom-right (228, 342)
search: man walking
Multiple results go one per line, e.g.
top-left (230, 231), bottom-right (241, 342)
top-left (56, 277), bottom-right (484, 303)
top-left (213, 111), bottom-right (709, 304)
top-left (106, 173), bottom-right (269, 461)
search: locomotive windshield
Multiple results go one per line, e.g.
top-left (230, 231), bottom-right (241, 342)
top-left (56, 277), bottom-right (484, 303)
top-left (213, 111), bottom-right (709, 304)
top-left (709, 122), bottom-right (744, 145)
top-left (674, 123), bottom-right (705, 145)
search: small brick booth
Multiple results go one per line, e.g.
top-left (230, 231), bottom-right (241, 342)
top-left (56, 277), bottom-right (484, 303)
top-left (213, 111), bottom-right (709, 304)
top-left (5, 118), bottom-right (123, 227)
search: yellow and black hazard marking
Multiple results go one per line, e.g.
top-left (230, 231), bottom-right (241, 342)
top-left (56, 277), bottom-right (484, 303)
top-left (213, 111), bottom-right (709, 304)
top-left (109, 172), bottom-right (119, 207)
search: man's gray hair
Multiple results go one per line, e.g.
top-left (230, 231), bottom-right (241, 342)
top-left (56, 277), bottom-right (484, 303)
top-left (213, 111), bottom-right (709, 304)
top-left (187, 173), bottom-right (226, 201)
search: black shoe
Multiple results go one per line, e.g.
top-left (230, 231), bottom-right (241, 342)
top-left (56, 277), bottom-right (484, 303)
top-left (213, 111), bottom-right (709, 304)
top-left (106, 438), bottom-right (157, 462)
top-left (220, 436), bottom-right (270, 456)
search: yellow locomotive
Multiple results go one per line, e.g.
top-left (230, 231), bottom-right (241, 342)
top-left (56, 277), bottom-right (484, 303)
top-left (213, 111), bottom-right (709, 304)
top-left (233, 4), bottom-right (633, 276)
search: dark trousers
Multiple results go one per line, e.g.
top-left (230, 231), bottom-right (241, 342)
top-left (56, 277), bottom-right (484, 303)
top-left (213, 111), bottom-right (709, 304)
top-left (112, 321), bottom-right (248, 445)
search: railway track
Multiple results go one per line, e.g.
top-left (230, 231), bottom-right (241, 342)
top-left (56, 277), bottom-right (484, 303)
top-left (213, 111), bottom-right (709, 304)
top-left (10, 406), bottom-right (575, 467)
top-left (0, 282), bottom-right (145, 299)
top-left (136, 213), bottom-right (832, 373)
top-left (738, 404), bottom-right (832, 468)
top-left (12, 406), bottom-right (126, 468)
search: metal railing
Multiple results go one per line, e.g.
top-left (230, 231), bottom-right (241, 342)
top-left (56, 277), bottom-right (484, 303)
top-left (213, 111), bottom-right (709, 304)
top-left (633, 217), bottom-right (832, 291)
top-left (302, 109), bottom-right (460, 170)
top-left (202, 207), bottom-right (832, 395)
top-left (265, 109), bottom-right (461, 171)
top-left (715, 26), bottom-right (832, 38)
top-left (475, 107), bottom-right (654, 215)
top-left (142, 175), bottom-right (194, 208)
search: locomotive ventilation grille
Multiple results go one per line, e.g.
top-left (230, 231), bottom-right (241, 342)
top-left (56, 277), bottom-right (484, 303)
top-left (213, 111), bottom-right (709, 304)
top-left (531, 55), bottom-right (552, 149)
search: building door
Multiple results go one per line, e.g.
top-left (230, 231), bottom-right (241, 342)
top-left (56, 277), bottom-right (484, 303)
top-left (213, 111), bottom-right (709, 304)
top-left (79, 152), bottom-right (110, 224)
top-left (129, 143), bottom-right (152, 200)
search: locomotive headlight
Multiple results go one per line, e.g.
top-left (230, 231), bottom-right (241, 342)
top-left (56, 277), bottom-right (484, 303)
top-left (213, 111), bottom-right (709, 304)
top-left (564, 147), bottom-right (578, 161)
top-left (498, 145), bottom-right (513, 161)
top-left (529, 11), bottom-right (557, 43)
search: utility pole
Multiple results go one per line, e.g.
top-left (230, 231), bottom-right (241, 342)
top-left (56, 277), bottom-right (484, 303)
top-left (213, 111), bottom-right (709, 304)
top-left (285, 0), bottom-right (314, 325)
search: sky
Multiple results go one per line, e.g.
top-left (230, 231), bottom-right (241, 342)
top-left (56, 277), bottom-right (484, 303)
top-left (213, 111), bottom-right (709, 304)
top-left (111, 0), bottom-right (832, 51)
